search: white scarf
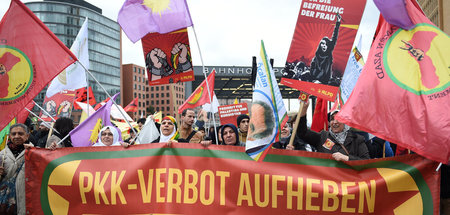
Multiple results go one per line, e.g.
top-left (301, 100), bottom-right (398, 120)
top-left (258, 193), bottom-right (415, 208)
top-left (159, 127), bottom-right (176, 143)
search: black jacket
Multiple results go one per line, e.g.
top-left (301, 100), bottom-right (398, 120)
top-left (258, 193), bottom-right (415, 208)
top-left (297, 116), bottom-right (370, 160)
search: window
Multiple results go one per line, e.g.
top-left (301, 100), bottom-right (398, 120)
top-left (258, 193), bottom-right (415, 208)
top-left (134, 67), bottom-right (136, 72)
top-left (138, 93), bottom-right (141, 99)
top-left (156, 100), bottom-right (159, 105)
top-left (139, 77), bottom-right (141, 82)
top-left (151, 94), bottom-right (154, 98)
top-left (146, 101), bottom-right (149, 105)
top-left (134, 92), bottom-right (136, 97)
top-left (138, 85), bottom-right (141, 90)
top-left (146, 94), bottom-right (149, 98)
top-left (166, 86), bottom-right (169, 90)
top-left (151, 101), bottom-right (154, 105)
top-left (139, 102), bottom-right (141, 107)
top-left (156, 107), bottom-right (159, 111)
top-left (134, 76), bottom-right (136, 81)
top-left (167, 100), bottom-right (169, 104)
top-left (156, 94), bottom-right (159, 98)
top-left (161, 93), bottom-right (164, 98)
top-left (134, 84), bottom-right (136, 89)
top-left (161, 100), bottom-right (164, 105)
top-left (151, 87), bottom-right (154, 91)
top-left (156, 86), bottom-right (159, 91)
top-left (161, 107), bottom-right (164, 111)
top-left (166, 93), bottom-right (169, 97)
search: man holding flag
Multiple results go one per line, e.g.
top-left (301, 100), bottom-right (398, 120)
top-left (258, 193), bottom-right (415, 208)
top-left (296, 101), bottom-right (370, 161)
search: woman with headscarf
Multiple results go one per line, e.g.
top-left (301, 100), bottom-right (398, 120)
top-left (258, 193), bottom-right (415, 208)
top-left (93, 126), bottom-right (129, 148)
top-left (152, 116), bottom-right (179, 145)
top-left (296, 101), bottom-right (369, 161)
top-left (220, 124), bottom-right (241, 146)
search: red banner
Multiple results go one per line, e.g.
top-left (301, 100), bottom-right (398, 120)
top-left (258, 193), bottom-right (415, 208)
top-left (39, 90), bottom-right (75, 121)
top-left (142, 28), bottom-right (194, 86)
top-left (26, 144), bottom-right (440, 214)
top-left (281, 0), bottom-right (366, 101)
top-left (218, 103), bottom-right (248, 126)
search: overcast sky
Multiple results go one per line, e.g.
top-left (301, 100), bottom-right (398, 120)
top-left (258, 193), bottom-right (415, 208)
top-left (0, 0), bottom-right (379, 68)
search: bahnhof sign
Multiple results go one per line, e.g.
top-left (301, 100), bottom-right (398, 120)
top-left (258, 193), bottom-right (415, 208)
top-left (187, 66), bottom-right (301, 100)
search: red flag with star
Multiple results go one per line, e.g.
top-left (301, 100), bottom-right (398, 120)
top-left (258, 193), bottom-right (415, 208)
top-left (0, 0), bottom-right (77, 130)
top-left (178, 70), bottom-right (215, 114)
top-left (336, 0), bottom-right (450, 163)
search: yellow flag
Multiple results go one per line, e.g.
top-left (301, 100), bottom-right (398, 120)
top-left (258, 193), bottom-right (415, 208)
top-left (234, 98), bottom-right (238, 104)
top-left (153, 111), bottom-right (162, 123)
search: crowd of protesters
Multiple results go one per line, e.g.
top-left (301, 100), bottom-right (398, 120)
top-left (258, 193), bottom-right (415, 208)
top-left (0, 102), bottom-right (449, 214)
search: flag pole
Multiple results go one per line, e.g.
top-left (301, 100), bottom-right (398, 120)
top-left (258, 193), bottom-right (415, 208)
top-left (86, 66), bottom-right (90, 117)
top-left (32, 101), bottom-right (57, 122)
top-left (288, 92), bottom-right (309, 148)
top-left (77, 60), bottom-right (138, 138)
top-left (53, 131), bottom-right (71, 147)
top-left (24, 107), bottom-right (60, 135)
top-left (192, 25), bottom-right (218, 145)
top-left (436, 162), bottom-right (442, 172)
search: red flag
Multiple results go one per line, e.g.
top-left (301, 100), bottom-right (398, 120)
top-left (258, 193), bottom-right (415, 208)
top-left (124, 98), bottom-right (138, 112)
top-left (16, 101), bottom-right (35, 124)
top-left (311, 98), bottom-right (328, 132)
top-left (178, 70), bottom-right (215, 114)
top-left (0, 0), bottom-right (77, 130)
top-left (74, 87), bottom-right (96, 109)
top-left (336, 0), bottom-right (450, 163)
top-left (94, 97), bottom-right (110, 110)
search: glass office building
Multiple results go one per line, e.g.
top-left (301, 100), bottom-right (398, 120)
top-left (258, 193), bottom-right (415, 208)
top-left (26, 0), bottom-right (121, 111)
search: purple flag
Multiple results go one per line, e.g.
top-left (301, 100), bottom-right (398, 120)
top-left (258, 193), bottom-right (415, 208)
top-left (70, 93), bottom-right (119, 147)
top-left (374, 0), bottom-right (414, 29)
top-left (118, 0), bottom-right (193, 43)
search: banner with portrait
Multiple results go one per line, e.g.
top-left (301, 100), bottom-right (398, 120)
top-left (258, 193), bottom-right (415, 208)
top-left (142, 28), bottom-right (194, 86)
top-left (39, 90), bottom-right (76, 121)
top-left (281, 0), bottom-right (366, 101)
top-left (26, 144), bottom-right (440, 214)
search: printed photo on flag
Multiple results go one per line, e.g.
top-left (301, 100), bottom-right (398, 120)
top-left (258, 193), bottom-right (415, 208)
top-left (39, 90), bottom-right (76, 121)
top-left (142, 28), bottom-right (194, 85)
top-left (245, 41), bottom-right (288, 161)
top-left (281, 0), bottom-right (366, 101)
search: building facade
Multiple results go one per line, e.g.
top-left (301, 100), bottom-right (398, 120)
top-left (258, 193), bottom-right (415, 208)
top-left (26, 0), bottom-right (121, 118)
top-left (417, 0), bottom-right (450, 34)
top-left (122, 64), bottom-right (185, 121)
